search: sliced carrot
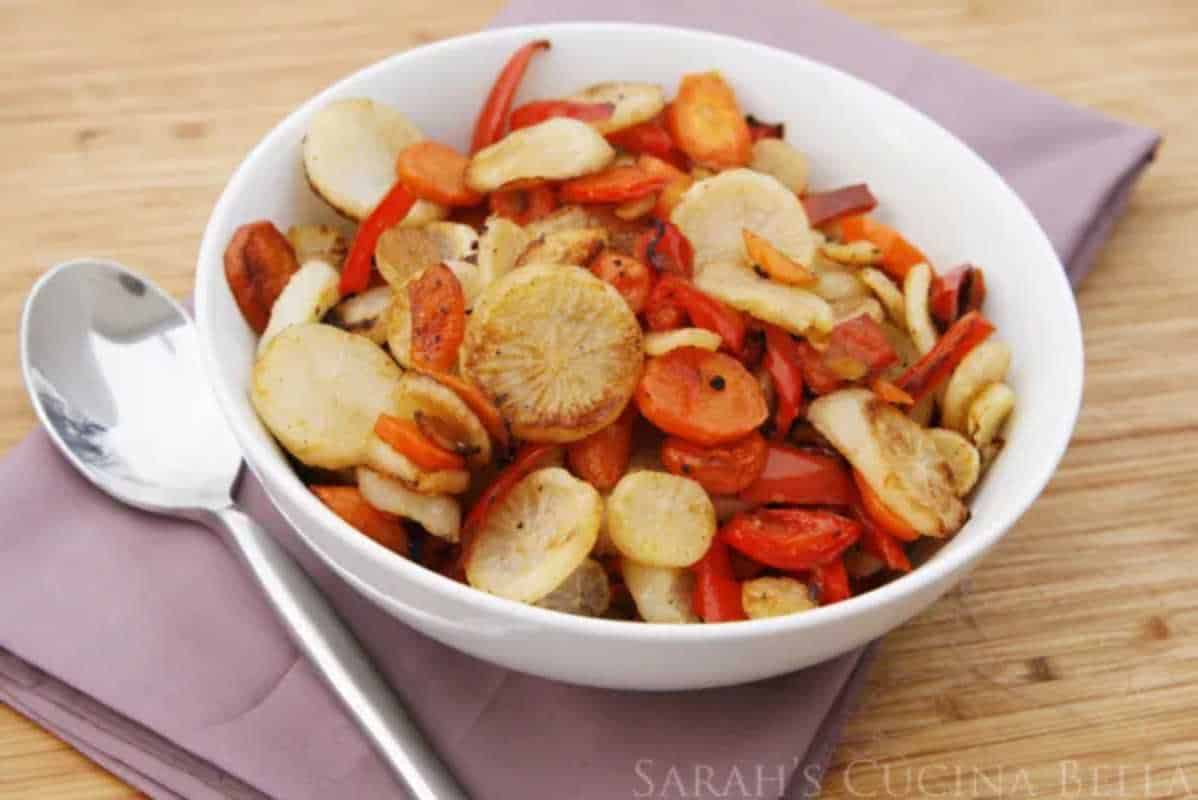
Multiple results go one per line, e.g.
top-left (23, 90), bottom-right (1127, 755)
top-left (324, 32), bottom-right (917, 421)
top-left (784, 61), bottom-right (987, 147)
top-left (667, 72), bottom-right (752, 169)
top-left (871, 376), bottom-right (914, 406)
top-left (408, 263), bottom-right (466, 372)
top-left (489, 182), bottom-right (557, 225)
top-left (510, 99), bottom-right (614, 130)
top-left (590, 250), bottom-right (653, 313)
top-left (396, 141), bottom-right (482, 207)
top-left (374, 414), bottom-right (465, 471)
top-left (742, 228), bottom-right (815, 286)
top-left (311, 485), bottom-right (410, 555)
top-left (412, 367), bottom-right (510, 454)
top-left (834, 215), bottom-right (928, 281)
top-left (558, 165), bottom-right (668, 204)
top-left (637, 154), bottom-right (693, 219)
top-left (606, 113), bottom-right (688, 170)
top-left (853, 470), bottom-right (919, 542)
top-left (566, 405), bottom-right (636, 491)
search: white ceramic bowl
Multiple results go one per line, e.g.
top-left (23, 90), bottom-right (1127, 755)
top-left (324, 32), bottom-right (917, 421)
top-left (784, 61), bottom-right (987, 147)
top-left (195, 23), bottom-right (1083, 690)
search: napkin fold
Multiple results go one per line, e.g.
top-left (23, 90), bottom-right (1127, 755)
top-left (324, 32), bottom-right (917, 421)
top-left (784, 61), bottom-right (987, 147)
top-left (0, 2), bottom-right (1158, 799)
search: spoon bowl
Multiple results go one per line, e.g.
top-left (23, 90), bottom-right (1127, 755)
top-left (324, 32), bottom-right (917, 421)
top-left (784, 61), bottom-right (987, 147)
top-left (21, 259), bottom-right (242, 513)
top-left (20, 259), bottom-right (465, 800)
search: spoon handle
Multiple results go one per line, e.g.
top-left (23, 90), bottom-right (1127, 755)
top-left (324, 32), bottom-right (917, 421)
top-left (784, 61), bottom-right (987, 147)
top-left (204, 505), bottom-right (468, 800)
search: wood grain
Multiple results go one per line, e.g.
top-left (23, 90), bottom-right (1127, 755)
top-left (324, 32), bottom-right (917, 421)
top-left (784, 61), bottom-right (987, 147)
top-left (1, 1), bottom-right (1195, 797)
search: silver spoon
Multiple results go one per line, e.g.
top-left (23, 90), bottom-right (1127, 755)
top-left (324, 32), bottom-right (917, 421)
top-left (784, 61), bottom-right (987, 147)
top-left (20, 258), bottom-right (466, 800)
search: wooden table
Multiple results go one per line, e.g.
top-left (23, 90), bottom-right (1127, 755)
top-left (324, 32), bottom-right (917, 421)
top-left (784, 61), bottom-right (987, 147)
top-left (1, 1), bottom-right (1194, 797)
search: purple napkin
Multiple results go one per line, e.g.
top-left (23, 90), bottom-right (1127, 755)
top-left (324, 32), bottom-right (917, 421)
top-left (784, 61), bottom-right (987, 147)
top-left (0, 3), bottom-right (1157, 799)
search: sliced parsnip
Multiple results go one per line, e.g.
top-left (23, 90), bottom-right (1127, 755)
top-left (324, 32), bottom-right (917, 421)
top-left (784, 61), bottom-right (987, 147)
top-left (524, 205), bottom-right (595, 239)
top-left (860, 268), bottom-right (907, 328)
top-left (516, 228), bottom-right (609, 268)
top-left (393, 372), bottom-right (492, 466)
top-left (287, 224), bottom-right (348, 268)
top-left (375, 222), bottom-right (479, 290)
top-left (808, 388), bottom-right (966, 537)
top-left (325, 285), bottom-right (393, 344)
top-left (465, 118), bottom-right (615, 194)
top-left (965, 382), bottom-right (1015, 449)
top-left (749, 138), bottom-right (809, 194)
top-left (568, 81), bottom-right (666, 134)
top-left (643, 327), bottom-right (722, 356)
top-left (622, 560), bottom-right (699, 624)
top-left (903, 262), bottom-right (938, 355)
top-left (258, 260), bottom-right (341, 354)
top-left (831, 296), bottom-right (885, 326)
top-left (385, 287), bottom-right (414, 369)
top-left (443, 259), bottom-right (484, 311)
top-left (941, 340), bottom-right (1012, 432)
top-left (363, 434), bottom-right (471, 495)
top-left (252, 324), bottom-right (401, 469)
top-left (671, 169), bottom-right (815, 269)
top-left (742, 576), bottom-right (817, 619)
top-left (461, 265), bottom-right (643, 443)
top-left (821, 240), bottom-right (882, 266)
top-left (534, 558), bottom-right (611, 617)
top-left (477, 216), bottom-right (531, 287)
top-left (357, 467), bottom-right (461, 542)
top-left (695, 261), bottom-right (834, 334)
top-left (465, 467), bottom-right (602, 603)
top-left (927, 428), bottom-right (981, 497)
top-left (812, 267), bottom-right (867, 303)
top-left (606, 471), bottom-right (715, 567)
top-left (303, 99), bottom-right (446, 222)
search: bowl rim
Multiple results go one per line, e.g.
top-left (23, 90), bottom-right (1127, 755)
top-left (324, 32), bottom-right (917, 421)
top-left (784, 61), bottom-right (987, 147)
top-left (195, 21), bottom-right (1084, 643)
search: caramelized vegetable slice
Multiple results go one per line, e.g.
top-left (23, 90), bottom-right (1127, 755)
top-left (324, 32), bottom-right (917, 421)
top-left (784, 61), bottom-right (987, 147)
top-left (535, 558), bottom-right (612, 617)
top-left (407, 264), bottom-right (466, 372)
top-left (466, 118), bottom-right (615, 194)
top-left (622, 561), bottom-right (700, 624)
top-left (808, 389), bottom-right (967, 538)
top-left (607, 471), bottom-right (716, 568)
top-left (667, 72), bottom-right (752, 169)
top-left (225, 221), bottom-right (299, 334)
top-left (252, 324), bottom-right (403, 469)
top-left (465, 467), bottom-right (602, 603)
top-left (635, 347), bottom-right (768, 446)
top-left (312, 485), bottom-right (409, 555)
top-left (396, 141), bottom-right (483, 207)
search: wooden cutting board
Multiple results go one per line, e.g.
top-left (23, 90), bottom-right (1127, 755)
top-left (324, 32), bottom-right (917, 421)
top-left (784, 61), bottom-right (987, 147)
top-left (0, 1), bottom-right (1194, 797)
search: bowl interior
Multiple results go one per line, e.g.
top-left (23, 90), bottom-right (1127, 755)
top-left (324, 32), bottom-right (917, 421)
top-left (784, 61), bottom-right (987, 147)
top-left (195, 23), bottom-right (1082, 637)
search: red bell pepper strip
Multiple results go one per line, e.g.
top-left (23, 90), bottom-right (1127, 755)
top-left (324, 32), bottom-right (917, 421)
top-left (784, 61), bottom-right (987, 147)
top-left (811, 558), bottom-right (852, 604)
top-left (721, 508), bottom-right (861, 572)
top-left (895, 310), bottom-right (995, 403)
top-left (859, 517), bottom-right (912, 573)
top-left (339, 182), bottom-right (417, 294)
top-left (633, 220), bottom-right (695, 279)
top-left (648, 275), bottom-right (746, 355)
top-left (691, 540), bottom-right (747, 622)
top-left (558, 165), bottom-right (668, 204)
top-left (606, 113), bottom-right (688, 170)
top-left (762, 324), bottom-right (804, 439)
top-left (745, 114), bottom-right (785, 142)
top-left (470, 39), bottom-right (550, 153)
top-left (801, 184), bottom-right (878, 227)
top-left (738, 444), bottom-right (856, 507)
top-left (823, 314), bottom-right (899, 376)
top-left (509, 99), bottom-right (614, 131)
top-left (930, 264), bottom-right (987, 326)
top-left (793, 340), bottom-right (844, 396)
